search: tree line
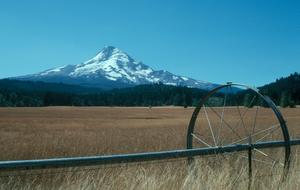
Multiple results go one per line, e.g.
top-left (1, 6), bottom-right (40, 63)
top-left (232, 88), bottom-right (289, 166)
top-left (0, 72), bottom-right (299, 107)
top-left (0, 81), bottom-right (206, 107)
top-left (259, 72), bottom-right (300, 108)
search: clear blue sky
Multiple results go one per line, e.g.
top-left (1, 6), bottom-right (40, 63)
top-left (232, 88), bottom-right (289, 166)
top-left (0, 0), bottom-right (299, 86)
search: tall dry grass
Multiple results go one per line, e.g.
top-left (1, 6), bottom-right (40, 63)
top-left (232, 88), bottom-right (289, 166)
top-left (1, 153), bottom-right (300, 190)
top-left (0, 107), bottom-right (299, 189)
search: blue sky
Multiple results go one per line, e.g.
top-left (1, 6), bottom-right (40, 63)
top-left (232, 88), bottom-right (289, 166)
top-left (0, 0), bottom-right (299, 86)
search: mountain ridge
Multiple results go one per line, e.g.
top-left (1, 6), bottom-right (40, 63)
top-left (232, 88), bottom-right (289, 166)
top-left (15, 46), bottom-right (218, 90)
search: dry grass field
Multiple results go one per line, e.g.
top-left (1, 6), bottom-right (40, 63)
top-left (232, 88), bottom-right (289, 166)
top-left (0, 107), bottom-right (299, 189)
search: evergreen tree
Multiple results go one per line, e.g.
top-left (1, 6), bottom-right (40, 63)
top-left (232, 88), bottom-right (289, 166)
top-left (243, 94), bottom-right (254, 108)
top-left (280, 91), bottom-right (290, 108)
top-left (0, 94), bottom-right (5, 106)
top-left (173, 94), bottom-right (183, 106)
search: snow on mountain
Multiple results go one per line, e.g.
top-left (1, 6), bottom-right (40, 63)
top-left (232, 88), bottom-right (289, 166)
top-left (16, 46), bottom-right (218, 90)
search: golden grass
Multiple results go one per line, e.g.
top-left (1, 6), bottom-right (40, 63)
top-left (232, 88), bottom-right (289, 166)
top-left (0, 107), bottom-right (299, 189)
top-left (1, 156), bottom-right (300, 190)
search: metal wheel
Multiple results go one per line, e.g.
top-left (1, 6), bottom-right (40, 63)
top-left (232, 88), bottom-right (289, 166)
top-left (186, 83), bottom-right (290, 185)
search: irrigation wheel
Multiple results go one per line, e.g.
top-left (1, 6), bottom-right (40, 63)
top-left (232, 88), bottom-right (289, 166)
top-left (186, 83), bottom-right (291, 187)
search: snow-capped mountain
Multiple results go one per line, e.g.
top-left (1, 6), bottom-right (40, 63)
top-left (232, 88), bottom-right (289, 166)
top-left (16, 46), bottom-right (218, 90)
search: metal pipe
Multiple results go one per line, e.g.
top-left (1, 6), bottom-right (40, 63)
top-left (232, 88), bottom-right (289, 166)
top-left (1, 139), bottom-right (300, 170)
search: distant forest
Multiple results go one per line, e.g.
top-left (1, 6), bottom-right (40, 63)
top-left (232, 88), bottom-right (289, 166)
top-left (259, 72), bottom-right (300, 107)
top-left (0, 72), bottom-right (299, 107)
top-left (0, 80), bottom-right (206, 107)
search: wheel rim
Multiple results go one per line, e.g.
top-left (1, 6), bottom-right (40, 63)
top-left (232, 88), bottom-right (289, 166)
top-left (186, 83), bottom-right (291, 183)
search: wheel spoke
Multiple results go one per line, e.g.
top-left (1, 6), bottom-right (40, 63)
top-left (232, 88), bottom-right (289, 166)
top-left (209, 107), bottom-right (243, 140)
top-left (232, 95), bottom-right (256, 133)
top-left (251, 106), bottom-right (259, 134)
top-left (237, 105), bottom-right (249, 136)
top-left (233, 95), bottom-right (257, 136)
top-left (253, 148), bottom-right (284, 167)
top-left (203, 105), bottom-right (217, 146)
top-left (254, 148), bottom-right (268, 157)
top-left (191, 133), bottom-right (212, 147)
top-left (216, 86), bottom-right (228, 146)
top-left (255, 126), bottom-right (280, 143)
top-left (230, 124), bottom-right (280, 145)
top-left (247, 95), bottom-right (257, 108)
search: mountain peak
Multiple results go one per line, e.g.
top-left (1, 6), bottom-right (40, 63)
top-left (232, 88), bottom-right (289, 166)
top-left (88, 45), bottom-right (131, 64)
top-left (100, 45), bottom-right (120, 56)
top-left (103, 45), bottom-right (117, 51)
top-left (16, 46), bottom-right (218, 90)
